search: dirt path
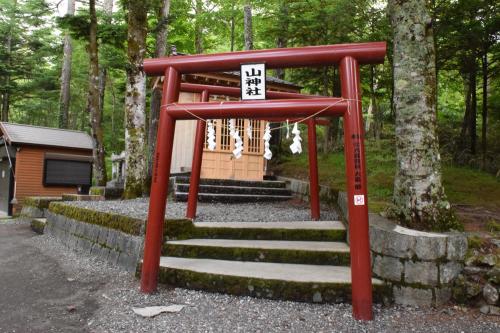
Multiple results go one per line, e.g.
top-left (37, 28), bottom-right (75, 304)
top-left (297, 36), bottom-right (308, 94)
top-left (0, 220), bottom-right (99, 332)
top-left (453, 204), bottom-right (500, 233)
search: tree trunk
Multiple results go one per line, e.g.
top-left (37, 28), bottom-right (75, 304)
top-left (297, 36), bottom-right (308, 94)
top-left (469, 62), bottom-right (477, 155)
top-left (58, 0), bottom-right (75, 128)
top-left (274, 1), bottom-right (288, 79)
top-left (87, 0), bottom-right (107, 187)
top-left (370, 65), bottom-right (383, 141)
top-left (124, 0), bottom-right (148, 198)
top-left (481, 52), bottom-right (488, 169)
top-left (147, 0), bottom-right (171, 192)
top-left (458, 73), bottom-right (472, 153)
top-left (1, 0), bottom-right (16, 122)
top-left (230, 6), bottom-right (235, 52)
top-left (97, 0), bottom-right (114, 127)
top-left (243, 4), bottom-right (253, 51)
top-left (194, 0), bottom-right (204, 54)
top-left (322, 67), bottom-right (341, 154)
top-left (388, 0), bottom-right (454, 231)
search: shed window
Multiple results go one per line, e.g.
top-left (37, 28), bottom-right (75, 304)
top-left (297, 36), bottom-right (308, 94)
top-left (44, 154), bottom-right (92, 186)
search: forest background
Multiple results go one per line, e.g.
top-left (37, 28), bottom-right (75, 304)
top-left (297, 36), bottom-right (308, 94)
top-left (0, 0), bottom-right (498, 231)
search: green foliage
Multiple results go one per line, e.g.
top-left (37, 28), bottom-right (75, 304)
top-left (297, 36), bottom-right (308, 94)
top-left (467, 235), bottom-right (486, 250)
top-left (486, 220), bottom-right (500, 233)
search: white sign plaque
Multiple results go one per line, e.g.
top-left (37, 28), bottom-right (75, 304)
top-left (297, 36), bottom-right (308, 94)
top-left (354, 194), bottom-right (365, 206)
top-left (241, 63), bottom-right (266, 100)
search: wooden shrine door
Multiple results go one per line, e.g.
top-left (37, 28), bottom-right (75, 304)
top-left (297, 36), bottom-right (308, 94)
top-left (201, 119), bottom-right (265, 181)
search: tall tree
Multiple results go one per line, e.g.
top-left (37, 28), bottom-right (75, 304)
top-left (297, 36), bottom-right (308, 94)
top-left (243, 1), bottom-right (253, 50)
top-left (1, 0), bottom-right (18, 122)
top-left (388, 0), bottom-right (454, 230)
top-left (194, 0), bottom-right (204, 53)
top-left (147, 0), bottom-right (171, 190)
top-left (97, 0), bottom-right (114, 120)
top-left (58, 0), bottom-right (75, 129)
top-left (123, 0), bottom-right (149, 198)
top-left (88, 0), bottom-right (107, 186)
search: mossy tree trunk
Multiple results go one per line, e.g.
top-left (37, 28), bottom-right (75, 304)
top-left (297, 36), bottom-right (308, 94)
top-left (388, 0), bottom-right (455, 230)
top-left (147, 0), bottom-right (171, 193)
top-left (124, 0), bottom-right (149, 198)
top-left (88, 0), bottom-right (107, 187)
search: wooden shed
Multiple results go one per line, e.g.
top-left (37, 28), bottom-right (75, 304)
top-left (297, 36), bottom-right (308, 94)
top-left (170, 72), bottom-right (301, 181)
top-left (0, 122), bottom-right (93, 216)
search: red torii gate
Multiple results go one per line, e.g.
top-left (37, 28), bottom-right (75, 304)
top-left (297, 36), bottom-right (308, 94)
top-left (141, 42), bottom-right (386, 321)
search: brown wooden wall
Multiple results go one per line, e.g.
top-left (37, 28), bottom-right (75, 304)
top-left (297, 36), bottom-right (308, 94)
top-left (14, 146), bottom-right (92, 211)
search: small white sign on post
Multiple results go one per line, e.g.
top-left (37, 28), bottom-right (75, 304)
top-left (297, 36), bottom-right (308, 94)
top-left (241, 63), bottom-right (266, 100)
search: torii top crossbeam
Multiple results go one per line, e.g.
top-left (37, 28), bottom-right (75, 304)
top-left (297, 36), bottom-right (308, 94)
top-left (140, 42), bottom-right (387, 322)
top-left (143, 42), bottom-right (386, 74)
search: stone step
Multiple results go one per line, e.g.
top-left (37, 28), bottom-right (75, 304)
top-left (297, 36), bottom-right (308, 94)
top-left (30, 218), bottom-right (47, 234)
top-left (164, 221), bottom-right (347, 242)
top-left (164, 239), bottom-right (350, 266)
top-left (174, 176), bottom-right (287, 189)
top-left (151, 257), bottom-right (386, 303)
top-left (175, 183), bottom-right (292, 196)
top-left (174, 192), bottom-right (293, 203)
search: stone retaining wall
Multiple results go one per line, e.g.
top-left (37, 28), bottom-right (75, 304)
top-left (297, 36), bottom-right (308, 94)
top-left (20, 196), bottom-right (63, 218)
top-left (367, 213), bottom-right (467, 306)
top-left (279, 177), bottom-right (468, 307)
top-left (45, 203), bottom-right (145, 272)
top-left (276, 176), bottom-right (339, 206)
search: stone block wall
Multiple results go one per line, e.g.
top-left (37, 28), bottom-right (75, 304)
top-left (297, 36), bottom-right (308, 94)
top-left (45, 203), bottom-right (145, 272)
top-left (276, 176), bottom-right (339, 206)
top-left (368, 213), bottom-right (467, 306)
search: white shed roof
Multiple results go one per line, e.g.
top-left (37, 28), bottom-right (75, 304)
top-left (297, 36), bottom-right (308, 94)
top-left (0, 122), bottom-right (93, 150)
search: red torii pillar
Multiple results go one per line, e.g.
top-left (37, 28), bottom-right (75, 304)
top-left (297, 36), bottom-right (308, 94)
top-left (140, 42), bottom-right (386, 321)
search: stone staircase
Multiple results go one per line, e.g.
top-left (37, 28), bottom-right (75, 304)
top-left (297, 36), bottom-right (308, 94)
top-left (152, 220), bottom-right (386, 303)
top-left (173, 176), bottom-right (293, 203)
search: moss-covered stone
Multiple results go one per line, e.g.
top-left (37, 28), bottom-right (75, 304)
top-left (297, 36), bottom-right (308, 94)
top-left (153, 265), bottom-right (389, 304)
top-left (30, 218), bottom-right (46, 234)
top-left (163, 220), bottom-right (346, 242)
top-left (23, 196), bottom-right (62, 209)
top-left (163, 243), bottom-right (351, 266)
top-left (48, 202), bottom-right (144, 235)
top-left (61, 194), bottom-right (104, 201)
top-left (194, 227), bottom-right (345, 242)
top-left (163, 219), bottom-right (196, 240)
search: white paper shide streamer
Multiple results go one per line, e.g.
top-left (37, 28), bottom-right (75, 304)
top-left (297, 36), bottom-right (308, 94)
top-left (229, 119), bottom-right (243, 159)
top-left (263, 122), bottom-right (272, 160)
top-left (246, 123), bottom-right (253, 139)
top-left (289, 122), bottom-right (302, 154)
top-left (286, 119), bottom-right (290, 139)
top-left (206, 120), bottom-right (216, 151)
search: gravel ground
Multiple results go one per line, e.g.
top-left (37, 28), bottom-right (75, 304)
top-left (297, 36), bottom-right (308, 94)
top-left (15, 227), bottom-right (498, 333)
top-left (64, 198), bottom-right (340, 222)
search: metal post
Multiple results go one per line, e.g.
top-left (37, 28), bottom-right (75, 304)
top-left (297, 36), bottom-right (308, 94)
top-left (141, 67), bottom-right (181, 293)
top-left (307, 118), bottom-right (320, 220)
top-left (339, 56), bottom-right (373, 320)
top-left (186, 90), bottom-right (209, 219)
